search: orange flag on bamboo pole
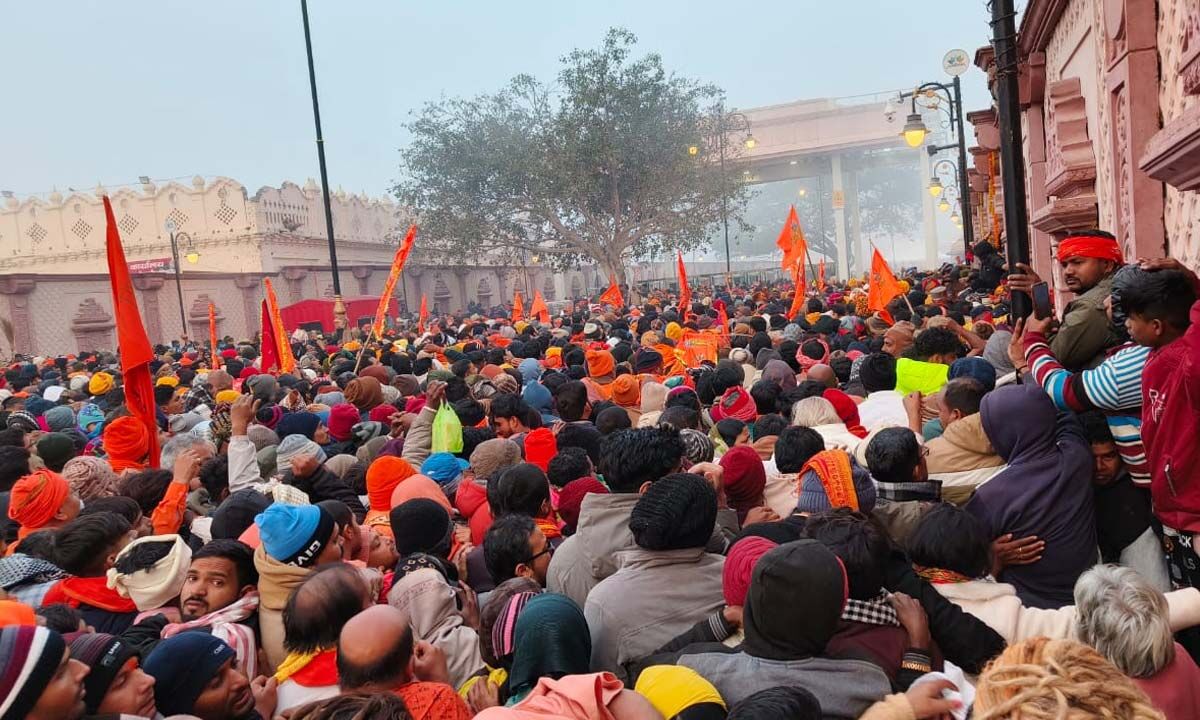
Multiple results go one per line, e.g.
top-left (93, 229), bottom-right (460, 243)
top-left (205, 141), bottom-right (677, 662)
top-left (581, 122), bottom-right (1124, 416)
top-left (417, 294), bottom-right (428, 334)
top-left (529, 290), bottom-right (550, 323)
top-left (373, 224), bottom-right (417, 339)
top-left (103, 196), bottom-right (161, 467)
top-left (512, 289), bottom-right (525, 323)
top-left (867, 248), bottom-right (904, 313)
top-left (598, 276), bottom-right (624, 308)
top-left (776, 205), bottom-right (807, 272)
top-left (787, 265), bottom-right (807, 319)
top-left (676, 251), bottom-right (691, 315)
top-left (259, 300), bottom-right (281, 374)
top-left (715, 299), bottom-right (730, 342)
top-left (208, 303), bottom-right (221, 369)
top-left (262, 279), bottom-right (295, 374)
top-left (817, 259), bottom-right (827, 293)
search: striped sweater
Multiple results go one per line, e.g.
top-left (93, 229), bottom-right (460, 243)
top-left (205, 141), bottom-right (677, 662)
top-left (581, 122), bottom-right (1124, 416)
top-left (1024, 331), bottom-right (1149, 484)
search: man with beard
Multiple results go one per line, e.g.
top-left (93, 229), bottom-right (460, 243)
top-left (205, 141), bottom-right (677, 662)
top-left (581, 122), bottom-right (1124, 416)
top-left (143, 633), bottom-right (275, 720)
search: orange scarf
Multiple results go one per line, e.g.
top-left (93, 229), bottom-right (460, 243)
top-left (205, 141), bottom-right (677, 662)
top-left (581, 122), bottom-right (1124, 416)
top-left (798, 450), bottom-right (859, 511)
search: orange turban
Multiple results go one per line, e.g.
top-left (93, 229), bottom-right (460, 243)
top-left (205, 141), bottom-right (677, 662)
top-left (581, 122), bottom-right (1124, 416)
top-left (366, 456), bottom-right (416, 512)
top-left (612, 374), bottom-right (640, 407)
top-left (9, 469), bottom-right (70, 538)
top-left (390, 474), bottom-right (453, 515)
top-left (586, 349), bottom-right (615, 378)
top-left (544, 347), bottom-right (563, 369)
top-left (1058, 233), bottom-right (1124, 265)
top-left (0, 600), bottom-right (37, 628)
top-left (102, 416), bottom-right (151, 473)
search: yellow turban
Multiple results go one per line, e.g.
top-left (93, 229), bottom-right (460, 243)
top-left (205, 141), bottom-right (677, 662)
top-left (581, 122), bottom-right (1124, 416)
top-left (635, 665), bottom-right (725, 718)
top-left (343, 341), bottom-right (361, 352)
top-left (215, 390), bottom-right (241, 405)
top-left (514, 321), bottom-right (529, 334)
top-left (665, 322), bottom-right (683, 342)
top-left (88, 372), bottom-right (114, 396)
top-left (155, 376), bottom-right (179, 388)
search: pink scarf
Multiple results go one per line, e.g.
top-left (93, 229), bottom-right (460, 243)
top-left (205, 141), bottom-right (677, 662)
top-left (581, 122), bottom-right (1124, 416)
top-left (162, 591), bottom-right (261, 678)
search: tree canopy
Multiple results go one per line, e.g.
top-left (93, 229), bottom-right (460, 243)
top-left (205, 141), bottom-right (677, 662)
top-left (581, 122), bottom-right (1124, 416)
top-left (394, 28), bottom-right (751, 283)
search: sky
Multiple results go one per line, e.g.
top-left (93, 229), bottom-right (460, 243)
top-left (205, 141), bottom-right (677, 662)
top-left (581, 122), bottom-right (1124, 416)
top-left (0, 1), bottom-right (998, 200)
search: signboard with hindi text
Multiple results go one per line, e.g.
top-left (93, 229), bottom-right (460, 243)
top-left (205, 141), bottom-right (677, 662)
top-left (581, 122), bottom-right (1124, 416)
top-left (128, 258), bottom-right (175, 274)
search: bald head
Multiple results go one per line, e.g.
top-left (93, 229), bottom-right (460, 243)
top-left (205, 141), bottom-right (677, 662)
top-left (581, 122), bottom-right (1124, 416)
top-left (282, 564), bottom-right (367, 654)
top-left (806, 364), bottom-right (837, 388)
top-left (337, 604), bottom-right (414, 692)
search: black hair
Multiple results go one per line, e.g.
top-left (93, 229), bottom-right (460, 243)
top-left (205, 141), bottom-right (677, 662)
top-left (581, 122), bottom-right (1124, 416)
top-left (451, 398), bottom-right (486, 427)
top-left (36, 604), bottom-right (85, 635)
top-left (941, 377), bottom-right (986, 416)
top-left (443, 377), bottom-right (470, 403)
top-left (714, 418), bottom-right (746, 447)
top-left (629, 473), bottom-right (717, 551)
top-left (154, 384), bottom-right (176, 406)
top-left (483, 513), bottom-right (536, 585)
top-left (55, 512), bottom-right (133, 576)
top-left (658, 406), bottom-right (700, 431)
top-left (802, 508), bottom-right (891, 600)
top-left (555, 422), bottom-right (602, 464)
top-left (907, 503), bottom-right (992, 579)
top-left (711, 364), bottom-right (745, 396)
top-left (489, 393), bottom-right (530, 422)
top-left (16, 529), bottom-right (57, 563)
top-left (752, 413), bottom-right (788, 440)
top-left (546, 446), bottom-right (591, 489)
top-left (192, 538), bottom-right (258, 588)
top-left (112, 538), bottom-right (175, 576)
top-left (749, 380), bottom-right (783, 417)
top-left (117, 469), bottom-right (174, 517)
top-left (554, 381), bottom-right (589, 422)
top-left (829, 356), bottom-right (852, 385)
top-left (726, 685), bottom-right (822, 720)
top-left (450, 359), bottom-right (472, 378)
top-left (0, 428), bottom-right (27, 448)
top-left (864, 427), bottom-right (922, 485)
top-left (198, 453), bottom-right (230, 502)
top-left (799, 339), bottom-right (826, 361)
top-left (283, 563), bottom-right (366, 654)
top-left (1118, 268), bottom-right (1197, 331)
top-left (488, 463), bottom-right (550, 517)
top-left (0, 446), bottom-right (31, 492)
top-left (913, 327), bottom-right (961, 361)
top-left (1080, 410), bottom-right (1115, 445)
top-left (594, 405), bottom-right (631, 435)
top-left (79, 496), bottom-right (142, 526)
top-left (597, 426), bottom-right (685, 493)
top-left (774, 426), bottom-right (825, 474)
top-left (664, 389), bottom-right (701, 413)
top-left (858, 353), bottom-right (897, 394)
top-left (317, 500), bottom-right (354, 531)
top-left (289, 692), bottom-right (412, 720)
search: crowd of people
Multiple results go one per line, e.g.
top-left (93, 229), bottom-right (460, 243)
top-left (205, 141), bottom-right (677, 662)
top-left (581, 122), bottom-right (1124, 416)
top-left (0, 230), bottom-right (1197, 720)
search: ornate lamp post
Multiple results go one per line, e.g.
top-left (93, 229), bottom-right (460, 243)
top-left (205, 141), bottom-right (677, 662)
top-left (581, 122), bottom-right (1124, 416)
top-left (165, 219), bottom-right (199, 340)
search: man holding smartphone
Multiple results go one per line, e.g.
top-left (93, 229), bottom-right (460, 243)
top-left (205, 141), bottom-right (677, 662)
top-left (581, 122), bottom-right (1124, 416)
top-left (1007, 229), bottom-right (1124, 371)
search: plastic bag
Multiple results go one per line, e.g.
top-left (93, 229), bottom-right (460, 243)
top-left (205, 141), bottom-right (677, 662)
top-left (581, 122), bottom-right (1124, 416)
top-left (430, 403), bottom-right (463, 454)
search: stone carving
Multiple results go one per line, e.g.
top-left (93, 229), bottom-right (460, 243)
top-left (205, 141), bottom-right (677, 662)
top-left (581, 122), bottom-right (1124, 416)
top-left (71, 298), bottom-right (115, 352)
top-left (477, 276), bottom-right (492, 301)
top-left (542, 275), bottom-right (556, 301)
top-left (1044, 78), bottom-right (1098, 196)
top-left (188, 294), bottom-right (223, 337)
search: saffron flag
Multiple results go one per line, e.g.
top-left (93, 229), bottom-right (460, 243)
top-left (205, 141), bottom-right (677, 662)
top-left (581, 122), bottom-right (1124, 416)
top-left (417, 294), bottom-right (428, 335)
top-left (262, 279), bottom-right (295, 374)
top-left (776, 205), bottom-right (808, 275)
top-left (512, 289), bottom-right (525, 323)
top-left (260, 300), bottom-right (281, 374)
top-left (598, 276), bottom-right (624, 308)
top-left (103, 196), bottom-right (160, 468)
top-left (817, 259), bottom-right (827, 293)
top-left (676, 251), bottom-right (691, 315)
top-left (787, 266), bottom-right (807, 319)
top-left (373, 224), bottom-right (417, 339)
top-left (867, 248), bottom-right (904, 313)
top-left (530, 290), bottom-right (550, 324)
top-left (208, 303), bottom-right (221, 369)
top-left (715, 298), bottom-right (730, 342)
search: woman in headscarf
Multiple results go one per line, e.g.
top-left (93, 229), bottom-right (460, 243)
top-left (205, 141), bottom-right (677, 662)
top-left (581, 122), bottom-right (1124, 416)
top-left (343, 376), bottom-right (383, 415)
top-left (790, 397), bottom-right (863, 452)
top-left (504, 593), bottom-right (593, 705)
top-left (676, 540), bottom-right (891, 718)
top-left (387, 567), bottom-right (484, 690)
top-left (759, 359), bottom-right (797, 393)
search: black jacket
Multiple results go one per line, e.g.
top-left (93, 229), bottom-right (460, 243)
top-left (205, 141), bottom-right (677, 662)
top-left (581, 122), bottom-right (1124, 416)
top-left (280, 465), bottom-right (366, 519)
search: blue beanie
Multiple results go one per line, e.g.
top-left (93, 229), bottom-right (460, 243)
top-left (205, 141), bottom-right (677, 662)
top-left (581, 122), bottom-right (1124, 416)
top-left (255, 503), bottom-right (336, 567)
top-left (143, 633), bottom-right (234, 716)
top-left (421, 452), bottom-right (470, 486)
top-left (275, 411), bottom-right (321, 441)
top-left (949, 356), bottom-right (997, 392)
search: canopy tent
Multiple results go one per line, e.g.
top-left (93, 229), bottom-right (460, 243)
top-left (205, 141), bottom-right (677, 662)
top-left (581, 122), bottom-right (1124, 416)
top-left (279, 296), bottom-right (399, 335)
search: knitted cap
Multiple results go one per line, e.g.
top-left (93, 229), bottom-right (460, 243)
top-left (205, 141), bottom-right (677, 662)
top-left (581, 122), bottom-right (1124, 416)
top-left (365, 457), bottom-right (416, 513)
top-left (420, 453), bottom-right (469, 487)
top-left (275, 411), bottom-right (320, 441)
top-left (722, 536), bottom-right (779, 607)
top-left (469, 439), bottom-right (522, 482)
top-left (352, 421), bottom-right (387, 444)
top-left (143, 633), bottom-right (234, 716)
top-left (679, 429), bottom-right (715, 465)
top-left (556, 477), bottom-right (608, 532)
top-left (719, 445), bottom-right (767, 518)
top-left (35, 433), bottom-right (76, 473)
top-left (629, 474), bottom-right (717, 551)
top-left (327, 404), bottom-right (360, 442)
top-left (491, 591), bottom-right (538, 661)
top-left (389, 498), bottom-right (452, 556)
top-left (276, 434), bottom-right (326, 467)
top-left (522, 428), bottom-right (557, 473)
top-left (210, 489), bottom-right (272, 540)
top-left (43, 406), bottom-right (75, 433)
top-left (0, 626), bottom-right (67, 720)
top-left (67, 632), bottom-right (140, 714)
top-left (255, 503), bottom-right (336, 567)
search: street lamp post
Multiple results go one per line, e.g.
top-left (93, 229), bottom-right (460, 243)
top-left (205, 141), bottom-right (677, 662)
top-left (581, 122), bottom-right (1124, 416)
top-left (892, 74), bottom-right (975, 259)
top-left (165, 220), bottom-right (199, 340)
top-left (300, 0), bottom-right (346, 331)
top-left (708, 102), bottom-right (754, 277)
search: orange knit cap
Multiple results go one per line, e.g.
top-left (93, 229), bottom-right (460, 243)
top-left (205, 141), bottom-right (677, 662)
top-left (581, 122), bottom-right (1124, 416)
top-left (0, 600), bottom-right (37, 628)
top-left (586, 349), bottom-right (615, 378)
top-left (390, 474), bottom-right (453, 515)
top-left (102, 416), bottom-right (150, 473)
top-left (611, 374), bottom-right (641, 407)
top-left (365, 457), bottom-right (416, 513)
top-left (8, 469), bottom-right (70, 538)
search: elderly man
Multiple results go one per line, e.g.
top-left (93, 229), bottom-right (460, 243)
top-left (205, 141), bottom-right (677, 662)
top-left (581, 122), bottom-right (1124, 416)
top-left (1008, 229), bottom-right (1124, 371)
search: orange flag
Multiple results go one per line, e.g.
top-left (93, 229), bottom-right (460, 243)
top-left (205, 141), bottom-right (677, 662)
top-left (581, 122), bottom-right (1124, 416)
top-left (208, 303), bottom-right (221, 369)
top-left (373, 224), bottom-right (417, 339)
top-left (259, 300), bottom-right (281, 374)
top-left (676, 251), bottom-right (691, 315)
top-left (530, 290), bottom-right (550, 323)
top-left (417, 294), bottom-right (428, 334)
top-left (867, 248), bottom-right (904, 313)
top-left (599, 276), bottom-right (624, 308)
top-left (512, 289), bottom-right (525, 323)
top-left (817, 259), bottom-right (827, 293)
top-left (103, 196), bottom-right (160, 468)
top-left (262, 279), bottom-right (295, 374)
top-left (787, 266), bottom-right (807, 319)
top-left (777, 205), bottom-right (808, 273)
top-left (716, 299), bottom-right (730, 342)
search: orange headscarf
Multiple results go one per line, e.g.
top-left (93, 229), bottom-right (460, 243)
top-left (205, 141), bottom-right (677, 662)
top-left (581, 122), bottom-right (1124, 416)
top-left (797, 450), bottom-right (859, 511)
top-left (9, 469), bottom-right (70, 538)
top-left (366, 457), bottom-right (416, 512)
top-left (585, 349), bottom-right (615, 378)
top-left (611, 374), bottom-right (640, 407)
top-left (102, 415), bottom-right (150, 473)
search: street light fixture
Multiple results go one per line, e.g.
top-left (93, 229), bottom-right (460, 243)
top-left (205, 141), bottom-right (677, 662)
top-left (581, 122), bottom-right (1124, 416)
top-left (688, 145), bottom-right (699, 156)
top-left (928, 177), bottom-right (944, 197)
top-left (938, 198), bottom-right (951, 212)
top-left (744, 134), bottom-right (757, 150)
top-left (688, 102), bottom-right (752, 275)
top-left (901, 112), bottom-right (928, 148)
top-left (165, 220), bottom-right (191, 338)
top-left (950, 211), bottom-right (962, 226)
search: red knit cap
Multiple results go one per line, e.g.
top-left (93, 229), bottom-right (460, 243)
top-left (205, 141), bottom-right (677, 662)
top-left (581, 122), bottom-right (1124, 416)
top-left (523, 428), bottom-right (558, 472)
top-left (327, 403), bottom-right (360, 442)
top-left (557, 477), bottom-right (608, 532)
top-left (710, 386), bottom-right (757, 423)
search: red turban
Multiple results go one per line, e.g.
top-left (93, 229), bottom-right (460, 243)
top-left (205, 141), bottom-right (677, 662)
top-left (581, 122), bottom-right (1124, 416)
top-left (823, 389), bottom-right (869, 439)
top-left (1058, 233), bottom-right (1124, 265)
top-left (327, 404), bottom-right (360, 442)
top-left (723, 536), bottom-right (778, 606)
top-left (710, 386), bottom-right (757, 423)
top-left (366, 457), bottom-right (416, 512)
top-left (9, 469), bottom-right (70, 538)
top-left (102, 415), bottom-right (150, 473)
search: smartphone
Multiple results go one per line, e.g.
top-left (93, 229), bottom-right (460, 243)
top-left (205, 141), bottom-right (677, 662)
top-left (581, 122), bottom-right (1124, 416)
top-left (1031, 281), bottom-right (1052, 320)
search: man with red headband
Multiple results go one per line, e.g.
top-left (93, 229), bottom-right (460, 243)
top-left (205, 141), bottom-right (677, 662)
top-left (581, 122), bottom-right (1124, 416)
top-left (1008, 228), bottom-right (1124, 371)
